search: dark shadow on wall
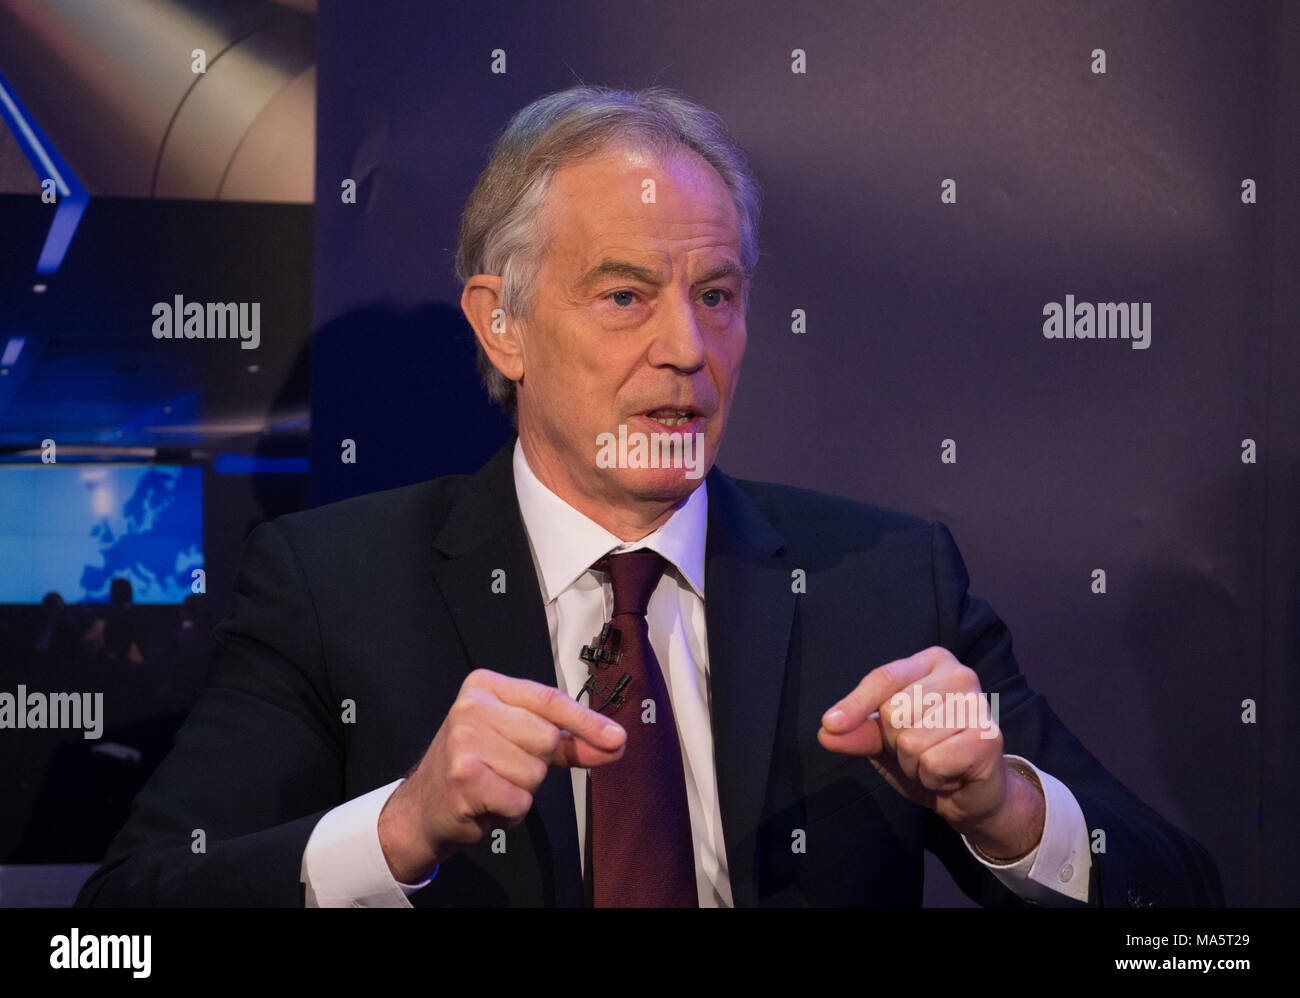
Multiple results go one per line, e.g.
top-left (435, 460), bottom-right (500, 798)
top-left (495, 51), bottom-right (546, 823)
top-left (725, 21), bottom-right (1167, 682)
top-left (310, 302), bottom-right (514, 506)
top-left (1121, 462), bottom-right (1298, 907)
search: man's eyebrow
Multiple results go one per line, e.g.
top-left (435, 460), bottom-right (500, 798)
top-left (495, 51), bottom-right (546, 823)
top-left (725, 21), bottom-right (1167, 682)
top-left (691, 260), bottom-right (743, 286)
top-left (575, 257), bottom-right (745, 291)
top-left (576, 259), bottom-right (665, 290)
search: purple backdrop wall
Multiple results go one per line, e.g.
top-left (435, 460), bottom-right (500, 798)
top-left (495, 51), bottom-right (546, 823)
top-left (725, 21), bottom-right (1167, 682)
top-left (313, 0), bottom-right (1300, 905)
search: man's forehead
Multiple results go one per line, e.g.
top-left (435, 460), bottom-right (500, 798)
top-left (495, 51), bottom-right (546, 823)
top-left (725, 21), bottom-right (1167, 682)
top-left (544, 144), bottom-right (741, 277)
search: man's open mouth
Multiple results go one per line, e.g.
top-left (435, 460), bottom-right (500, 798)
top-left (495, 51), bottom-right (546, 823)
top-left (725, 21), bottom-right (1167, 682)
top-left (640, 407), bottom-right (700, 428)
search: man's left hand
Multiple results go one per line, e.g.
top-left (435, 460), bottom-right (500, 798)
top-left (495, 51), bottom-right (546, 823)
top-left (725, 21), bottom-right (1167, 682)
top-left (818, 646), bottom-right (1045, 861)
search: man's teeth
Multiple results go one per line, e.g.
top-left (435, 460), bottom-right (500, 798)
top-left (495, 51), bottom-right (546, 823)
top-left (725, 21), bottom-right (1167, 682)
top-left (645, 409), bottom-right (695, 426)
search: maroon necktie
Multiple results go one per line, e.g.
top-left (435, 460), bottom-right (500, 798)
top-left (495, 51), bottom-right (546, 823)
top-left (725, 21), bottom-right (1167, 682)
top-left (586, 549), bottom-right (697, 907)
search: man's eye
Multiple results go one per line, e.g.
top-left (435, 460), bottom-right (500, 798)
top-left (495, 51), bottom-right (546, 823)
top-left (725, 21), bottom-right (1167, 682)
top-left (609, 290), bottom-right (637, 307)
top-left (700, 289), bottom-right (729, 307)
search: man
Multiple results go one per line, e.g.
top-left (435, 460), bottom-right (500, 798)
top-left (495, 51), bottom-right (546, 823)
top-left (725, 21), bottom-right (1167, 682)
top-left (77, 86), bottom-right (1222, 907)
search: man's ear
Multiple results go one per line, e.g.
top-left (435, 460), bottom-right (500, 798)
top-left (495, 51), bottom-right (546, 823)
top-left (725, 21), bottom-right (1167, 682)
top-left (461, 275), bottom-right (525, 384)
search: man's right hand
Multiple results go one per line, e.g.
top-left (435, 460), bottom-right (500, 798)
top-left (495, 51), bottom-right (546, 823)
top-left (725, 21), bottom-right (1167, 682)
top-left (377, 668), bottom-right (626, 884)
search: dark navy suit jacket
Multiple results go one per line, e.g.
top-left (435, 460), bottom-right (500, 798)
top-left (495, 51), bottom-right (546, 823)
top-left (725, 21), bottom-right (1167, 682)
top-left (77, 442), bottom-right (1223, 907)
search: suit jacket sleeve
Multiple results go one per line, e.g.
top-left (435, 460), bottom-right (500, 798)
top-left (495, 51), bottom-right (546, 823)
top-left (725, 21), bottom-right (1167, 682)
top-left (76, 521), bottom-right (345, 906)
top-left (923, 521), bottom-right (1225, 908)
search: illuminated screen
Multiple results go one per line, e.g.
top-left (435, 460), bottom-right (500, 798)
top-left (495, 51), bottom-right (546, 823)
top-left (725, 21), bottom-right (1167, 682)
top-left (0, 464), bottom-right (203, 604)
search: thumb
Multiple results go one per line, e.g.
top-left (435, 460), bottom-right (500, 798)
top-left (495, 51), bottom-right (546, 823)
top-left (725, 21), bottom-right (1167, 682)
top-left (818, 710), bottom-right (885, 757)
top-left (552, 726), bottom-right (626, 769)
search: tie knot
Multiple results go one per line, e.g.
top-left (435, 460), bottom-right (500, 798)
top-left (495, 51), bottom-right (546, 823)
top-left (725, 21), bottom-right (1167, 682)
top-left (593, 549), bottom-right (666, 617)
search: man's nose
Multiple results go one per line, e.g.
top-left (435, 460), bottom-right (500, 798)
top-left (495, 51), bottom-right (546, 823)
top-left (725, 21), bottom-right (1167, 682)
top-left (647, 290), bottom-right (708, 372)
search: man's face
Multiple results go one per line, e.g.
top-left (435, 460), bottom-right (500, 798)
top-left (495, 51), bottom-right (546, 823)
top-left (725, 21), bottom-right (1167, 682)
top-left (513, 143), bottom-right (747, 517)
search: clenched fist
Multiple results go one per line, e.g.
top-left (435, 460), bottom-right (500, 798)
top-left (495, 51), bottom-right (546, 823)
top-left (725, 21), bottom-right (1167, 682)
top-left (818, 646), bottom-right (1045, 861)
top-left (378, 669), bottom-right (627, 883)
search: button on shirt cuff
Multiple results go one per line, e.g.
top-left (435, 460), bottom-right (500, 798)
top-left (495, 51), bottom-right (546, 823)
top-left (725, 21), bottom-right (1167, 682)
top-left (960, 755), bottom-right (1091, 904)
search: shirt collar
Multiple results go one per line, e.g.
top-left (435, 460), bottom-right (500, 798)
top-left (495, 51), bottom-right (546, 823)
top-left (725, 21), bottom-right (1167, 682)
top-left (512, 438), bottom-right (707, 604)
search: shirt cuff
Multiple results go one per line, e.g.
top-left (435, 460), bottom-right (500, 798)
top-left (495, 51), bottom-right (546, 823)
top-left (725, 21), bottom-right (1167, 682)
top-left (960, 755), bottom-right (1092, 904)
top-left (300, 778), bottom-right (436, 907)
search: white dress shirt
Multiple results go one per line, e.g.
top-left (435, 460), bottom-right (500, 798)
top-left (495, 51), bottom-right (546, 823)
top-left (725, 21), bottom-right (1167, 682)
top-left (300, 440), bottom-right (1092, 906)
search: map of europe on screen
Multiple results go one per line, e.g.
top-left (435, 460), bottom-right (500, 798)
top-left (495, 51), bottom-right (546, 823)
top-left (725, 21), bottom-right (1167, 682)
top-left (0, 464), bottom-right (203, 604)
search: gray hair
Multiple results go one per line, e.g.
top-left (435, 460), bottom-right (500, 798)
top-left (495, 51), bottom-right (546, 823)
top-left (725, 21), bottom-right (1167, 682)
top-left (454, 85), bottom-right (762, 415)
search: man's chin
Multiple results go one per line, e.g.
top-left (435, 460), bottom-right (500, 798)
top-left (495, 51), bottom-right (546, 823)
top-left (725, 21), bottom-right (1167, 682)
top-left (609, 466), bottom-right (710, 503)
top-left (591, 425), bottom-right (716, 501)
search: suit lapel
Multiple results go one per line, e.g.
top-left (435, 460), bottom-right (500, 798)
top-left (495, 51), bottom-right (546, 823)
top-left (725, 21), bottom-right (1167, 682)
top-left (428, 440), bottom-right (584, 906)
top-left (704, 469), bottom-right (795, 908)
